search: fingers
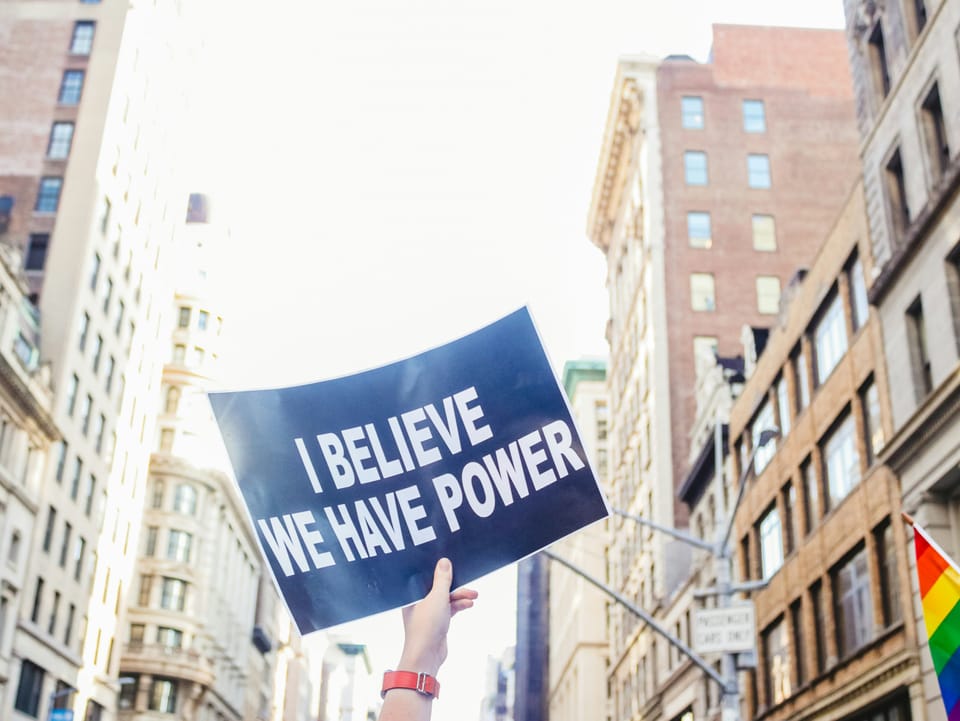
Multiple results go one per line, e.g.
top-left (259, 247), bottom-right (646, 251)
top-left (430, 558), bottom-right (453, 597)
top-left (450, 598), bottom-right (475, 617)
top-left (450, 587), bottom-right (478, 602)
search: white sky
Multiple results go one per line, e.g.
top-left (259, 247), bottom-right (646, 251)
top-left (186, 2), bottom-right (845, 718)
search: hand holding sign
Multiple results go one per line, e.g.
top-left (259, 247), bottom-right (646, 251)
top-left (209, 307), bottom-right (608, 633)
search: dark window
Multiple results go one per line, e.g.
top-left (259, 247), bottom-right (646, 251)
top-left (848, 252), bottom-right (869, 332)
top-left (907, 297), bottom-right (933, 397)
top-left (55, 441), bottom-right (67, 482)
top-left (912, 0), bottom-right (928, 35)
top-left (178, 306), bottom-right (191, 328)
top-left (869, 22), bottom-right (891, 99)
top-left (885, 148), bottom-right (910, 239)
top-left (118, 676), bottom-right (138, 710)
top-left (790, 599), bottom-right (805, 686)
top-left (921, 83), bottom-right (950, 182)
top-left (763, 617), bottom-right (791, 705)
top-left (74, 537), bottom-right (86, 581)
top-left (66, 374), bottom-right (79, 416)
top-left (70, 457), bottom-right (82, 499)
top-left (138, 575), bottom-right (152, 606)
top-left (810, 580), bottom-right (826, 673)
top-left (14, 659), bottom-right (45, 716)
top-left (64, 603), bottom-right (75, 646)
top-left (59, 522), bottom-right (72, 567)
top-left (91, 334), bottom-right (102, 372)
top-left (42, 506), bottom-right (56, 552)
top-left (30, 577), bottom-right (44, 623)
top-left (793, 348), bottom-right (810, 411)
top-left (876, 520), bottom-right (903, 626)
top-left (59, 70), bottom-right (85, 105)
top-left (860, 378), bottom-right (884, 465)
top-left (782, 482), bottom-right (797, 555)
top-left (70, 21), bottom-right (95, 54)
top-left (48, 590), bottom-right (60, 634)
top-left (24, 234), bottom-right (49, 271)
top-left (833, 546), bottom-right (874, 656)
top-left (84, 700), bottom-right (105, 721)
top-left (35, 177), bottom-right (63, 213)
top-left (47, 122), bottom-right (74, 159)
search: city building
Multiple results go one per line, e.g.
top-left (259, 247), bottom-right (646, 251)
top-left (548, 360), bottom-right (609, 721)
top-left (514, 553), bottom-right (549, 721)
top-left (730, 183), bottom-right (923, 721)
top-left (481, 646), bottom-right (516, 721)
top-left (840, 1), bottom-right (960, 718)
top-left (317, 639), bottom-right (377, 721)
top-left (0, 246), bottom-right (60, 708)
top-left (0, 1), bottom-right (207, 719)
top-left (587, 25), bottom-right (862, 721)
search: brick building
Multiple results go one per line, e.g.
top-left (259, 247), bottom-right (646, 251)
top-left (730, 182), bottom-right (923, 721)
top-left (587, 26), bottom-right (862, 721)
top-left (840, 1), bottom-right (960, 719)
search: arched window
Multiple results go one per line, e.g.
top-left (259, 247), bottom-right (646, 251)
top-left (173, 484), bottom-right (197, 516)
top-left (165, 386), bottom-right (181, 414)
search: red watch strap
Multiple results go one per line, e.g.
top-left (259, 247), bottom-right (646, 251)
top-left (381, 670), bottom-right (440, 699)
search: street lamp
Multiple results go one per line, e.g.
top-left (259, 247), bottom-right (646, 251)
top-left (546, 425), bottom-right (780, 721)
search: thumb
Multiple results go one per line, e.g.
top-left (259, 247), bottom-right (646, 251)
top-left (430, 558), bottom-right (453, 597)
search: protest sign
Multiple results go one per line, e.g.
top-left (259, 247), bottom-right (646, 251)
top-left (209, 307), bottom-right (609, 634)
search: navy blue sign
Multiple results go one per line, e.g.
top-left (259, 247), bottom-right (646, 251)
top-left (209, 308), bottom-right (609, 634)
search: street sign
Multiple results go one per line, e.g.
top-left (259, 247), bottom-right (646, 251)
top-left (49, 710), bottom-right (74, 721)
top-left (693, 603), bottom-right (756, 654)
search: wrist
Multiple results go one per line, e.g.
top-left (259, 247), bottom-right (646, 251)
top-left (397, 648), bottom-right (442, 677)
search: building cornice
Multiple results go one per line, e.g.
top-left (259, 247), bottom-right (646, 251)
top-left (586, 57), bottom-right (658, 253)
top-left (0, 352), bottom-right (58, 440)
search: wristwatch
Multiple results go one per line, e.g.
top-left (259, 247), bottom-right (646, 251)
top-left (381, 670), bottom-right (440, 699)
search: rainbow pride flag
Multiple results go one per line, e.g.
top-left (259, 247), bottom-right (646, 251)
top-left (913, 522), bottom-right (960, 721)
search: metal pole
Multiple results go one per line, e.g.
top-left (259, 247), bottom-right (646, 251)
top-left (611, 508), bottom-right (715, 552)
top-left (542, 549), bottom-right (726, 689)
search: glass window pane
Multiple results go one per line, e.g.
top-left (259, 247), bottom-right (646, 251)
top-left (752, 214), bottom-right (777, 251)
top-left (687, 212), bottom-right (711, 248)
top-left (759, 506), bottom-right (783, 579)
top-left (682, 96), bottom-right (704, 129)
top-left (748, 154), bottom-right (771, 188)
top-left (684, 151), bottom-right (708, 185)
top-left (743, 99), bottom-right (766, 132)
top-left (814, 295), bottom-right (848, 384)
top-left (690, 273), bottom-right (715, 311)
top-left (822, 414), bottom-right (860, 509)
top-left (757, 276), bottom-right (782, 314)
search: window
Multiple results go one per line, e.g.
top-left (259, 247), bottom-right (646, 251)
top-left (794, 348), bottom-right (810, 411)
top-left (173, 344), bottom-right (186, 364)
top-left (822, 413), bottom-right (860, 509)
top-left (166, 530), bottom-right (192, 563)
top-left (94, 414), bottom-right (106, 453)
top-left (55, 442), bottom-right (68, 482)
top-left (85, 701), bottom-right (105, 721)
top-left (763, 618), bottom-right (791, 705)
top-left (684, 151), bottom-right (708, 185)
top-left (860, 379), bottom-right (884, 465)
top-left (35, 177), bottom-right (63, 212)
top-left (118, 676), bottom-right (138, 710)
top-left (174, 484), bottom-right (197, 515)
top-left (920, 83), bottom-right (950, 182)
top-left (756, 276), bottom-right (781, 315)
top-left (24, 234), bottom-right (50, 271)
top-left (104, 356), bottom-right (115, 393)
top-left (138, 575), bottom-right (152, 606)
top-left (91, 334), bottom-right (102, 372)
top-left (833, 546), bottom-right (874, 656)
top-left (848, 254), bottom-right (869, 331)
top-left (752, 401), bottom-right (777, 475)
top-left (159, 428), bottom-right (174, 452)
top-left (157, 626), bottom-right (183, 648)
top-left (758, 505), bottom-right (783, 579)
top-left (74, 537), bottom-right (85, 581)
top-left (166, 386), bottom-right (180, 416)
top-left (782, 482), bottom-right (797, 555)
top-left (810, 580), bottom-right (826, 673)
top-left (70, 457), bottom-right (82, 500)
top-left (149, 678), bottom-right (178, 713)
top-left (907, 297), bottom-right (933, 397)
top-left (876, 520), bottom-right (903, 626)
top-left (145, 527), bottom-right (158, 556)
top-left (690, 273), bottom-right (716, 311)
top-left (687, 212), bottom-right (711, 248)
top-left (59, 70), bottom-right (85, 105)
top-left (152, 480), bottom-right (164, 509)
top-left (80, 394), bottom-right (92, 435)
top-left (115, 300), bottom-right (125, 335)
top-left (42, 506), bottom-right (56, 552)
top-left (30, 577), bottom-right (43, 623)
top-left (752, 214), bottom-right (776, 251)
top-left (814, 295), bottom-right (848, 384)
top-left (48, 591), bottom-right (60, 634)
top-left (14, 659), bottom-right (45, 716)
top-left (47, 122), bottom-right (75, 159)
top-left (70, 21), bottom-right (95, 54)
top-left (64, 603), bottom-right (75, 646)
top-left (911, 0), bottom-right (928, 36)
top-left (59, 522), bottom-right (72, 568)
top-left (743, 99), bottom-right (766, 133)
top-left (869, 22), bottom-right (891, 99)
top-left (102, 278), bottom-right (112, 313)
top-left (160, 577), bottom-right (187, 611)
top-left (129, 623), bottom-right (145, 645)
top-left (776, 375), bottom-right (791, 436)
top-left (178, 306), bottom-right (191, 328)
top-left (681, 96), bottom-right (704, 129)
top-left (747, 154), bottom-right (771, 188)
top-left (198, 310), bottom-right (209, 330)
top-left (9, 530), bottom-right (21, 564)
top-left (790, 599), bottom-right (805, 686)
top-left (84, 475), bottom-right (96, 516)
top-left (885, 148), bottom-right (910, 239)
